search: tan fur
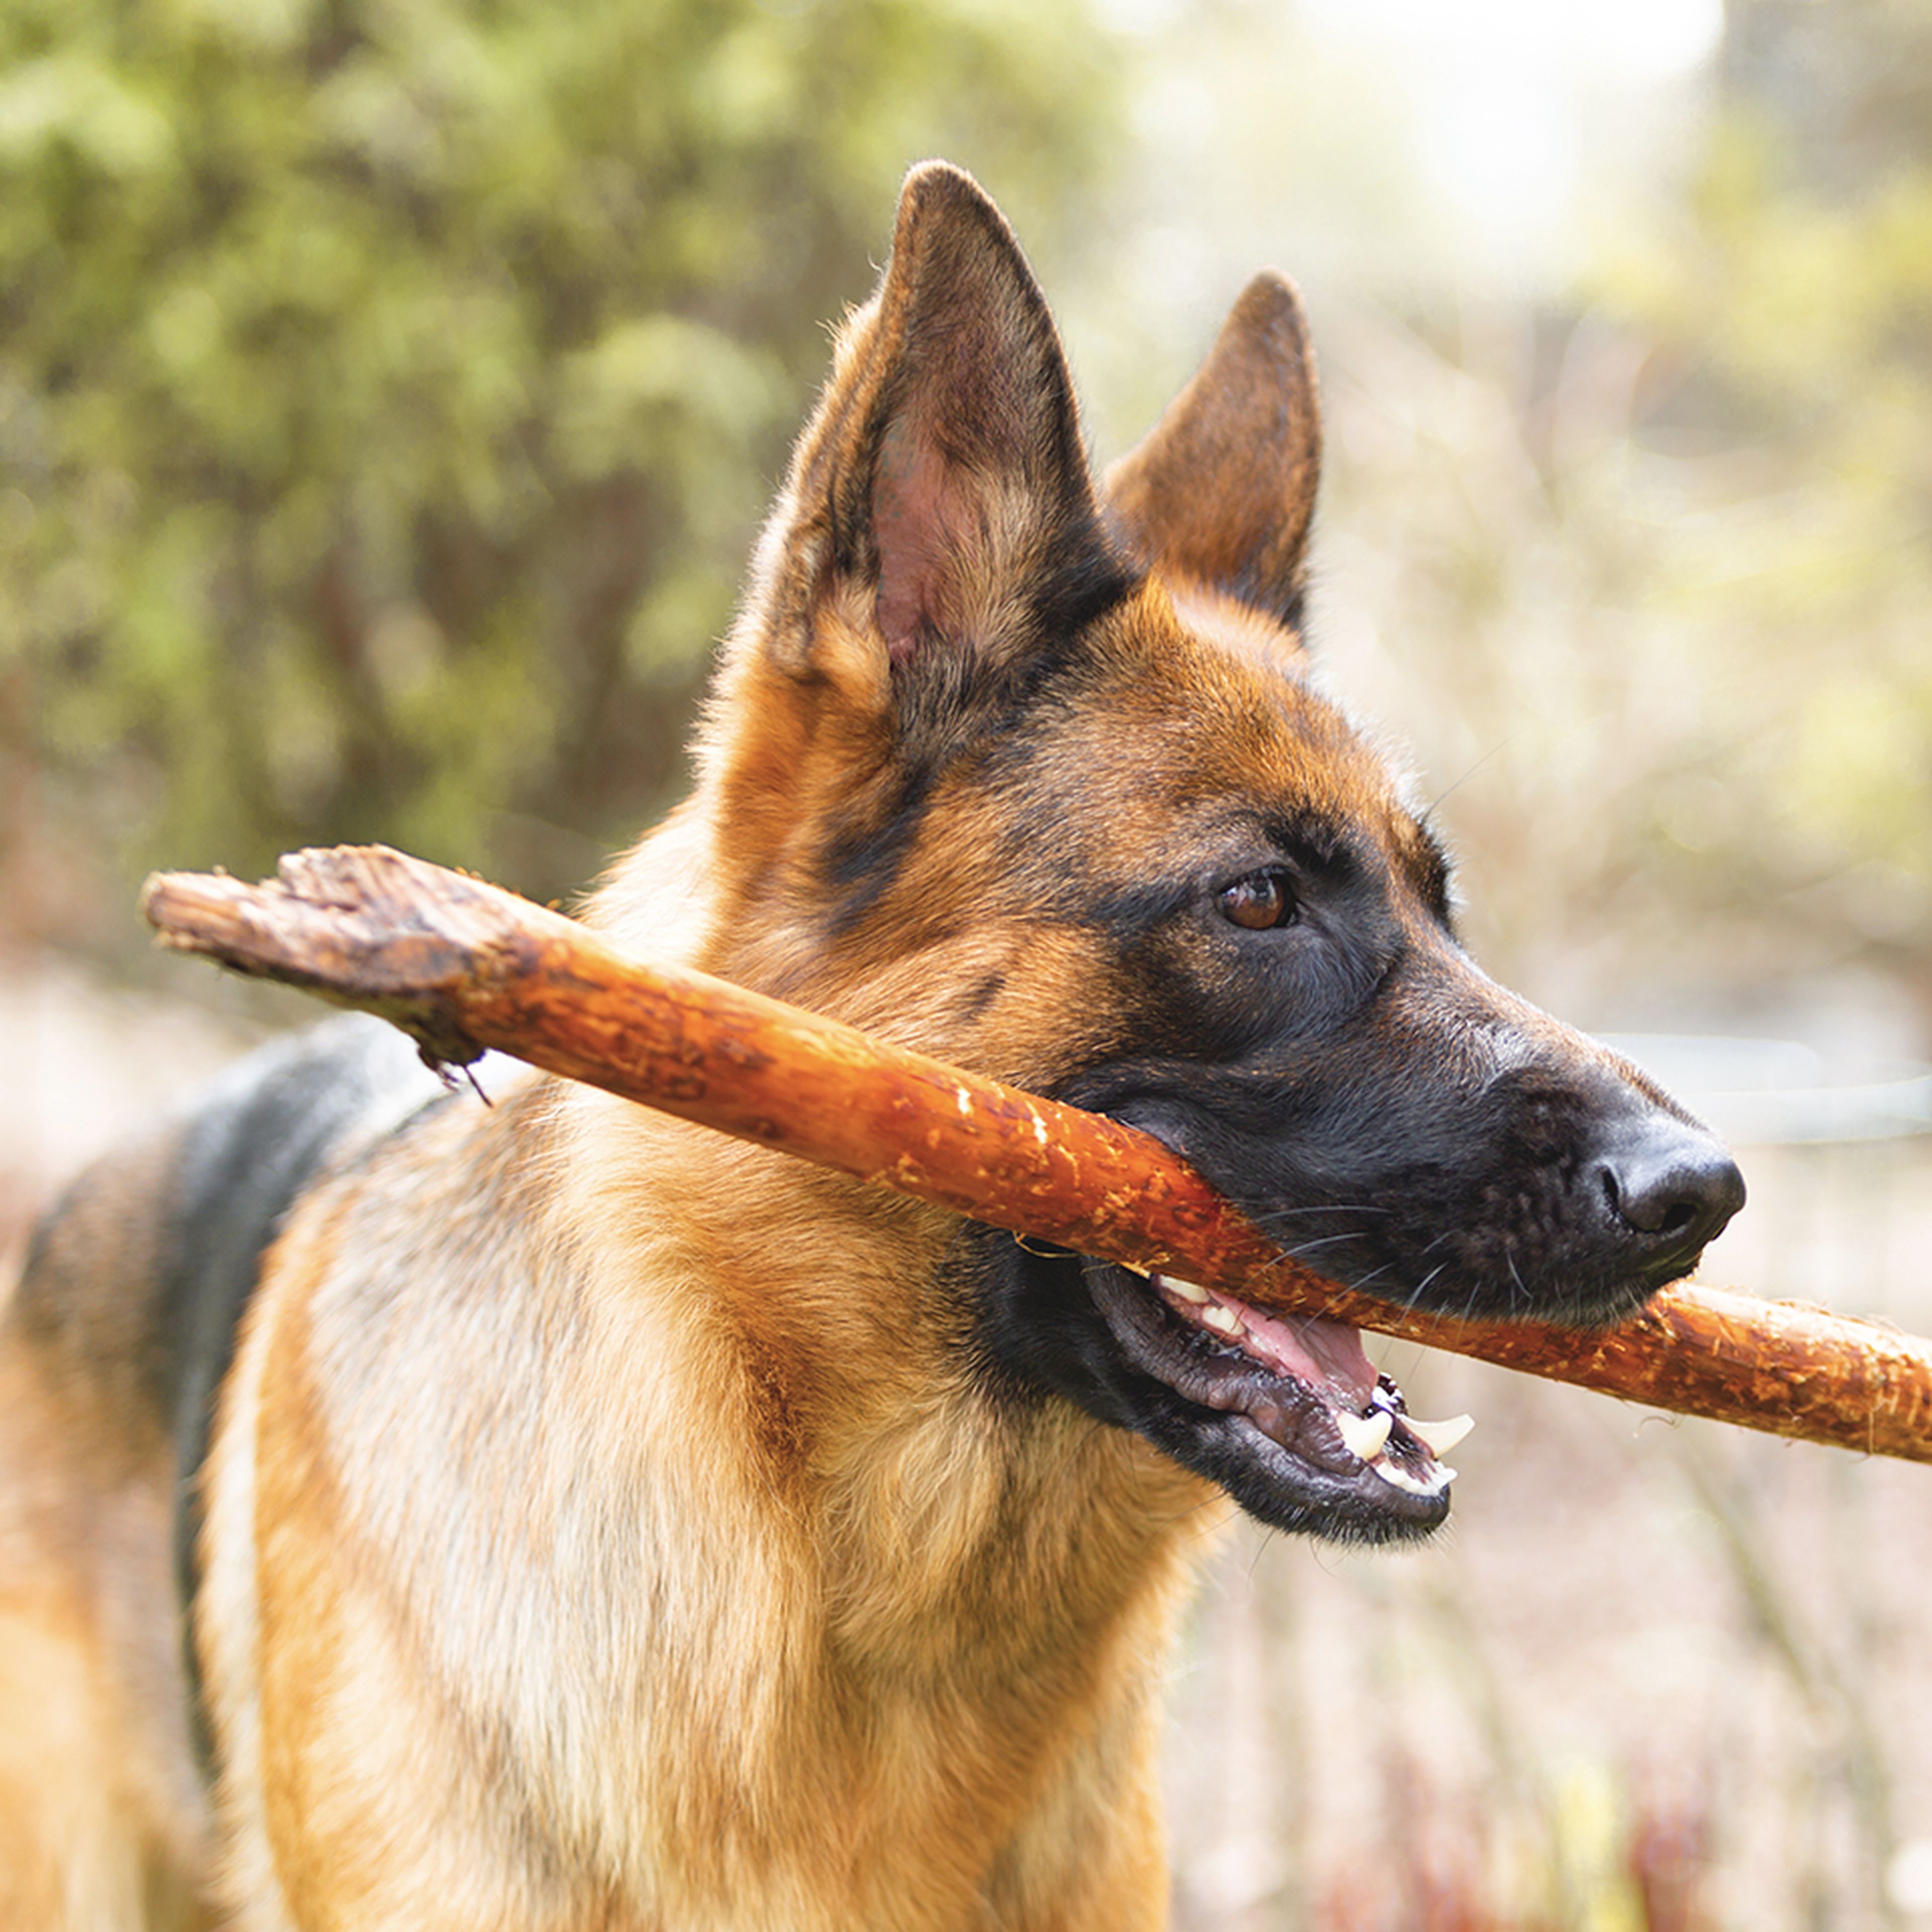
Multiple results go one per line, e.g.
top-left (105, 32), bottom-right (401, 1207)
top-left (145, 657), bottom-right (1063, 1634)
top-left (181, 1062), bottom-right (1212, 1929)
top-left (0, 163), bottom-right (1440, 1927)
top-left (0, 1138), bottom-right (211, 1931)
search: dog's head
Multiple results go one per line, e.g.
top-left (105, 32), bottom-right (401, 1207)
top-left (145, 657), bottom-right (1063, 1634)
top-left (645, 163), bottom-right (1744, 1545)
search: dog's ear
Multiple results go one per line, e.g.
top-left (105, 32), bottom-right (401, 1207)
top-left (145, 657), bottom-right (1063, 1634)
top-left (1104, 272), bottom-right (1322, 628)
top-left (762, 162), bottom-right (1129, 688)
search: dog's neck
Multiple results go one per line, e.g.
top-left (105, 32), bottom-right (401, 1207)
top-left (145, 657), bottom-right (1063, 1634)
top-left (529, 1079), bottom-right (1216, 1911)
top-left (546, 786), bottom-right (1226, 1910)
top-left (552, 1086), bottom-right (1217, 1641)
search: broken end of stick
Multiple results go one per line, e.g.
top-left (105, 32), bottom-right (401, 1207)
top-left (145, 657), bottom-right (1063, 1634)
top-left (141, 845), bottom-right (512, 1071)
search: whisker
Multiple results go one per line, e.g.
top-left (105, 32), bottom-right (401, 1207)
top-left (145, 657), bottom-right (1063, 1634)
top-left (1278, 1232), bottom-right (1366, 1258)
top-left (1404, 1263), bottom-right (1448, 1308)
top-left (1251, 1202), bottom-right (1392, 1224)
top-left (1506, 1254), bottom-right (1528, 1318)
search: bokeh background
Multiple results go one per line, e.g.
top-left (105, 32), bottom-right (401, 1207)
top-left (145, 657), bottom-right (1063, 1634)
top-left (6, 0), bottom-right (1932, 1924)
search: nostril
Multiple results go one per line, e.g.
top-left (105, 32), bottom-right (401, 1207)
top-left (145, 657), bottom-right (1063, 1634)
top-left (1596, 1127), bottom-right (1747, 1248)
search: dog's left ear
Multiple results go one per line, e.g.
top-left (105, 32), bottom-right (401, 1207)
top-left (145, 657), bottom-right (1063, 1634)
top-left (767, 162), bottom-right (1129, 687)
top-left (1104, 272), bottom-right (1322, 627)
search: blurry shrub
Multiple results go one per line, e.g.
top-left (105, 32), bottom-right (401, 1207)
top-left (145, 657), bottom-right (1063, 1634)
top-left (1285, 0), bottom-right (1932, 1023)
top-left (1, 0), bottom-right (1120, 914)
top-left (1578, 0), bottom-right (1932, 1003)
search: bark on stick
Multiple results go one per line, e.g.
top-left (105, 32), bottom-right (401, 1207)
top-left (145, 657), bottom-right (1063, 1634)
top-left (141, 844), bottom-right (1932, 1466)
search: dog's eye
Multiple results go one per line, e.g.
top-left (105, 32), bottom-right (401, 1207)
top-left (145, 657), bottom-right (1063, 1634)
top-left (1219, 872), bottom-right (1296, 931)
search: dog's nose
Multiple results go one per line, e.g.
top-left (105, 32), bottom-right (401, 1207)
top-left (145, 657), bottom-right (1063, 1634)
top-left (1595, 1116), bottom-right (1747, 1251)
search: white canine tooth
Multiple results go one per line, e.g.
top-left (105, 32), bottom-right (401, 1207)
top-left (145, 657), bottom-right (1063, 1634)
top-left (1335, 1408), bottom-right (1394, 1463)
top-left (1161, 1276), bottom-right (1212, 1306)
top-left (1369, 1457), bottom-right (1454, 1497)
top-left (1198, 1301), bottom-right (1243, 1337)
top-left (1404, 1413), bottom-right (1475, 1458)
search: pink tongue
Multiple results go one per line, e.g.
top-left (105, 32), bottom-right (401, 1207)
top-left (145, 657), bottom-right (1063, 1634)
top-left (1234, 1302), bottom-right (1377, 1407)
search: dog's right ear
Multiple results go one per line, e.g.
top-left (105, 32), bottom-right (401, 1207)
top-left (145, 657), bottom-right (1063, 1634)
top-left (1104, 272), bottom-right (1322, 629)
top-left (750, 162), bottom-right (1128, 698)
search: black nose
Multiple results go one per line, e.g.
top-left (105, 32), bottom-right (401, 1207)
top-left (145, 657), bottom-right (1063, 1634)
top-left (1594, 1116), bottom-right (1747, 1253)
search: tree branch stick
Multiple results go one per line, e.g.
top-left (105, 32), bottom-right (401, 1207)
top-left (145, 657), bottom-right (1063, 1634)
top-left (140, 845), bottom-right (1932, 1466)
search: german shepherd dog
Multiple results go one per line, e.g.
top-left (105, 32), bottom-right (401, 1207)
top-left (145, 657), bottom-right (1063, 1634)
top-left (0, 164), bottom-right (1743, 1930)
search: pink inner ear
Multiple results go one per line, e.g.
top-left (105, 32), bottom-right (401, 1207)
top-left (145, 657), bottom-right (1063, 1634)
top-left (873, 415), bottom-right (968, 665)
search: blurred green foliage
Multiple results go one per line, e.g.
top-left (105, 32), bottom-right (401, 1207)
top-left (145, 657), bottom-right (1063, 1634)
top-left (1, 0), bottom-right (1119, 910)
top-left (1590, 0), bottom-right (1932, 976)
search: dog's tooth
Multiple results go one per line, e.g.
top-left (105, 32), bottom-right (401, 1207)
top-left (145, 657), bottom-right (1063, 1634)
top-left (1198, 1301), bottom-right (1243, 1337)
top-left (1160, 1276), bottom-right (1212, 1306)
top-left (1335, 1408), bottom-right (1394, 1463)
top-left (1404, 1413), bottom-right (1475, 1458)
top-left (1369, 1457), bottom-right (1455, 1497)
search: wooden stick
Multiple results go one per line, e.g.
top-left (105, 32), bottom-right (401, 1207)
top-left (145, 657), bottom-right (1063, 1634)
top-left (140, 844), bottom-right (1932, 1466)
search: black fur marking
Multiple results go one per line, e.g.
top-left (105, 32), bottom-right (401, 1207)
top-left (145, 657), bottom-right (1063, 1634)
top-left (822, 766), bottom-right (942, 935)
top-left (956, 971), bottom-right (1008, 1026)
top-left (15, 1198), bottom-right (65, 1312)
top-left (1061, 1009), bottom-right (1733, 1327)
top-left (1220, 555), bottom-right (1308, 635)
top-left (888, 541), bottom-right (1139, 760)
top-left (1023, 534), bottom-right (1141, 664)
top-left (965, 863), bottom-right (1741, 1541)
top-left (820, 589), bottom-right (1141, 932)
top-left (1072, 850), bottom-right (1408, 1072)
top-left (153, 1016), bottom-right (445, 1776)
top-left (1406, 817), bottom-right (1457, 930)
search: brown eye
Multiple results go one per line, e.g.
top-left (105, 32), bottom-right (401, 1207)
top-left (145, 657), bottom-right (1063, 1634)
top-left (1219, 872), bottom-right (1295, 931)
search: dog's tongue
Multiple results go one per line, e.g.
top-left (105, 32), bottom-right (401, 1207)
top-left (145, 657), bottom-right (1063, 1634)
top-left (1236, 1303), bottom-right (1378, 1407)
top-left (1150, 1271), bottom-right (1377, 1405)
top-left (1145, 1270), bottom-right (1469, 1491)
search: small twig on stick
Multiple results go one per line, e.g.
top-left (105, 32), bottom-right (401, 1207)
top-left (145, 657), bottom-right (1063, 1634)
top-left (140, 845), bottom-right (1932, 1467)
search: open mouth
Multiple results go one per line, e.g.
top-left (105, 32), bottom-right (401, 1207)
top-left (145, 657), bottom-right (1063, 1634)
top-left (1085, 1260), bottom-right (1472, 1539)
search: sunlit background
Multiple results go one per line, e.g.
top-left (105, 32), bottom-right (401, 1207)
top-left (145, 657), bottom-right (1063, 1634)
top-left (6, 0), bottom-right (1932, 1924)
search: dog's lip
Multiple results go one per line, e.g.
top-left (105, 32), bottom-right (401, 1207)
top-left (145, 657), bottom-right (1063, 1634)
top-left (1087, 1261), bottom-right (1465, 1514)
